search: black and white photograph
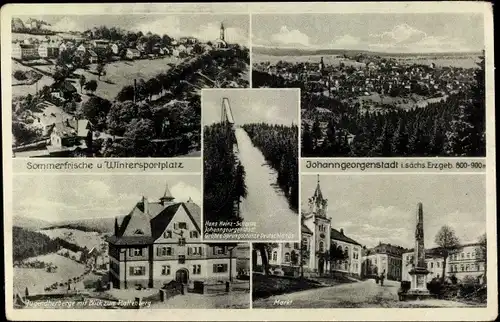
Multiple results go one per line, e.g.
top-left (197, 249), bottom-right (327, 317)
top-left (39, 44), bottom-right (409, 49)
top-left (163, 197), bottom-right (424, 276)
top-left (202, 89), bottom-right (300, 241)
top-left (12, 175), bottom-right (250, 309)
top-left (253, 174), bottom-right (487, 308)
top-left (11, 14), bottom-right (250, 157)
top-left (251, 13), bottom-right (486, 157)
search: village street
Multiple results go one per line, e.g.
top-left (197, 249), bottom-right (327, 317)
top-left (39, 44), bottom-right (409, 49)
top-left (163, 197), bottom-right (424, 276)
top-left (253, 279), bottom-right (473, 308)
top-left (234, 127), bottom-right (299, 240)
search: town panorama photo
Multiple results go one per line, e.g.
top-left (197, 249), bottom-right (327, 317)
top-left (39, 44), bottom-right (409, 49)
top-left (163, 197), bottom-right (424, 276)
top-left (251, 13), bottom-right (486, 157)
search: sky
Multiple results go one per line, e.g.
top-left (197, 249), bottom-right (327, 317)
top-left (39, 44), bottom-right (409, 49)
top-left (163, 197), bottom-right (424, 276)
top-left (20, 14), bottom-right (250, 45)
top-left (301, 174), bottom-right (486, 249)
top-left (202, 89), bottom-right (299, 125)
top-left (252, 13), bottom-right (484, 53)
top-left (13, 174), bottom-right (201, 222)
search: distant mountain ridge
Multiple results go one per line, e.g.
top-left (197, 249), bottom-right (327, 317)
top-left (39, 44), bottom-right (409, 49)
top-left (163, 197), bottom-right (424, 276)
top-left (253, 45), bottom-right (482, 58)
top-left (13, 215), bottom-right (123, 233)
top-left (13, 216), bottom-right (52, 230)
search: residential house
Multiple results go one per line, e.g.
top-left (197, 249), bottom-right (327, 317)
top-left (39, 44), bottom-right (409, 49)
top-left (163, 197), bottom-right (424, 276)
top-left (107, 185), bottom-right (241, 289)
top-left (111, 43), bottom-right (123, 55)
top-left (59, 42), bottom-right (68, 52)
top-left (361, 243), bottom-right (407, 281)
top-left (88, 49), bottom-right (99, 64)
top-left (12, 43), bottom-right (39, 60)
top-left (92, 39), bottom-right (110, 49)
top-left (402, 243), bottom-right (486, 283)
top-left (330, 228), bottom-right (362, 277)
top-left (38, 41), bottom-right (60, 58)
top-left (179, 37), bottom-right (198, 45)
top-left (47, 118), bottom-right (92, 156)
top-left (159, 47), bottom-right (170, 56)
top-left (126, 48), bottom-right (141, 60)
top-left (53, 80), bottom-right (78, 101)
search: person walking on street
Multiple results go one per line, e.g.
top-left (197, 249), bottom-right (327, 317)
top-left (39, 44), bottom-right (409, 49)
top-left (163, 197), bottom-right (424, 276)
top-left (380, 270), bottom-right (386, 286)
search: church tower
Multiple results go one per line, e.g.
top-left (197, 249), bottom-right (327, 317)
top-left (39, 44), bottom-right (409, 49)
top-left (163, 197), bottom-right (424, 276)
top-left (303, 175), bottom-right (332, 272)
top-left (309, 174), bottom-right (328, 217)
top-left (159, 182), bottom-right (175, 206)
top-left (220, 22), bottom-right (225, 41)
top-left (319, 57), bottom-right (325, 73)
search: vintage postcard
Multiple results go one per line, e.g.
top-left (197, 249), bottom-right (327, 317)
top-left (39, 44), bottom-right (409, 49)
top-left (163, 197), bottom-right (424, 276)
top-left (1, 2), bottom-right (496, 322)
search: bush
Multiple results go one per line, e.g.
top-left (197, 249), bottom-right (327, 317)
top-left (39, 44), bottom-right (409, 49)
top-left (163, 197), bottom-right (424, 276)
top-left (459, 275), bottom-right (483, 298)
top-left (427, 278), bottom-right (444, 297)
top-left (13, 70), bottom-right (28, 80)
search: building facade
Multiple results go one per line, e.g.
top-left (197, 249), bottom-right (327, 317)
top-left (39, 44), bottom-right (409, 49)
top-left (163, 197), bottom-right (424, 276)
top-left (361, 243), bottom-right (407, 281)
top-left (107, 185), bottom-right (240, 289)
top-left (401, 243), bottom-right (486, 282)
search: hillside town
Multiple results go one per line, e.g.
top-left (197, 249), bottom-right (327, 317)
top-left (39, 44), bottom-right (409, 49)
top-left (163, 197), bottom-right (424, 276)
top-left (255, 54), bottom-right (477, 113)
top-left (253, 51), bottom-right (485, 158)
top-left (253, 176), bottom-right (487, 308)
top-left (11, 17), bottom-right (249, 157)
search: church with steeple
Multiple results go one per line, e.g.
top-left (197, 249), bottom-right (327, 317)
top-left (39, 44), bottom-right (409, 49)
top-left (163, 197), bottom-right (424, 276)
top-left (254, 175), bottom-right (362, 277)
top-left (106, 182), bottom-right (239, 289)
top-left (214, 22), bottom-right (228, 48)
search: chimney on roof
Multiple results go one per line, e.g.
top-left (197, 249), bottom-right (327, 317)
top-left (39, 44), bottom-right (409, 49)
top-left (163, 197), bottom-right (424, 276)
top-left (340, 228), bottom-right (344, 235)
top-left (142, 196), bottom-right (149, 215)
top-left (114, 217), bottom-right (119, 236)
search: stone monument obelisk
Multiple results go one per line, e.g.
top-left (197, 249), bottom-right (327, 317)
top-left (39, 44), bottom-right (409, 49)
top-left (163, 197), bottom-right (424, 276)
top-left (407, 202), bottom-right (431, 298)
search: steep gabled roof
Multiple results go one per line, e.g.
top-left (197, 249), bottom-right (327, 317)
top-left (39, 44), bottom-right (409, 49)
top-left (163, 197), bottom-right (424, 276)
top-left (109, 200), bottom-right (201, 246)
top-left (183, 202), bottom-right (201, 232)
top-left (301, 223), bottom-right (313, 235)
top-left (331, 228), bottom-right (361, 246)
top-left (151, 203), bottom-right (182, 240)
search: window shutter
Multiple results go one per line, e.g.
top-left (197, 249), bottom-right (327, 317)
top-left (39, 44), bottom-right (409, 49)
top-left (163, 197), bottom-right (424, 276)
top-left (174, 223), bottom-right (178, 229)
top-left (188, 247), bottom-right (191, 255)
top-left (199, 247), bottom-right (202, 255)
top-left (213, 246), bottom-right (217, 255)
top-left (129, 267), bottom-right (134, 275)
top-left (129, 249), bottom-right (133, 257)
top-left (213, 264), bottom-right (216, 273)
top-left (156, 247), bottom-right (160, 256)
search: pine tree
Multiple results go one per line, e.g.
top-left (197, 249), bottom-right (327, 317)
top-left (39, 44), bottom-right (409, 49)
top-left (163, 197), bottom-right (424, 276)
top-left (467, 54), bottom-right (486, 156)
top-left (322, 119), bottom-right (337, 155)
top-left (392, 119), bottom-right (409, 156)
top-left (311, 119), bottom-right (322, 150)
top-left (408, 122), bottom-right (430, 156)
top-left (371, 121), bottom-right (393, 156)
top-left (444, 105), bottom-right (474, 156)
top-left (429, 119), bottom-right (445, 156)
top-left (301, 123), bottom-right (314, 156)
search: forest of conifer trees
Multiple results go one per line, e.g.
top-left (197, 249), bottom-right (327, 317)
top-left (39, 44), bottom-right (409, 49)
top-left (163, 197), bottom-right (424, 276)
top-left (203, 123), bottom-right (247, 224)
top-left (241, 123), bottom-right (299, 211)
top-left (253, 57), bottom-right (485, 157)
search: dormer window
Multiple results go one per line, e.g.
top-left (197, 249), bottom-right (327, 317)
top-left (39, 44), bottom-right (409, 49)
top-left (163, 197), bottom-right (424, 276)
top-left (190, 231), bottom-right (198, 238)
top-left (134, 229), bottom-right (144, 235)
top-left (178, 222), bottom-right (187, 230)
top-left (163, 231), bottom-right (172, 238)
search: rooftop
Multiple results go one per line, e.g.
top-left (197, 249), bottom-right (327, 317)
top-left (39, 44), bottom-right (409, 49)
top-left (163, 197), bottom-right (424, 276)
top-left (331, 228), bottom-right (361, 246)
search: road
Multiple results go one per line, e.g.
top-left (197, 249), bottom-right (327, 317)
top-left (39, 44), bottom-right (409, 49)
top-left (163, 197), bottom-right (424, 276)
top-left (253, 279), bottom-right (473, 308)
top-left (234, 127), bottom-right (299, 240)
